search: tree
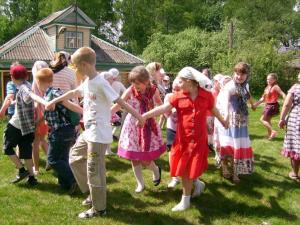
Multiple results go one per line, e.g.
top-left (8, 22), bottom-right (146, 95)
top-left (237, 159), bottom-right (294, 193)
top-left (223, 0), bottom-right (300, 46)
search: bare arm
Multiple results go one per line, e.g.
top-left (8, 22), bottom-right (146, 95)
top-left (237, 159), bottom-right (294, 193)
top-left (211, 107), bottom-right (228, 129)
top-left (29, 91), bottom-right (48, 106)
top-left (275, 85), bottom-right (286, 100)
top-left (248, 95), bottom-right (256, 111)
top-left (61, 100), bottom-right (83, 114)
top-left (0, 94), bottom-right (14, 117)
top-left (45, 89), bottom-right (80, 110)
top-left (143, 102), bottom-right (173, 120)
top-left (111, 87), bottom-right (131, 114)
top-left (278, 92), bottom-right (293, 128)
top-left (114, 97), bottom-right (144, 126)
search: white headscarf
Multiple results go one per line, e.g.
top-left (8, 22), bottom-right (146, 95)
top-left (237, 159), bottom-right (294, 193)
top-left (178, 67), bottom-right (213, 91)
top-left (32, 61), bottom-right (49, 78)
top-left (109, 68), bottom-right (119, 79)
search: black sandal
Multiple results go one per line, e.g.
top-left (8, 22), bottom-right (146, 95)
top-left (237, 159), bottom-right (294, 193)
top-left (153, 167), bottom-right (161, 186)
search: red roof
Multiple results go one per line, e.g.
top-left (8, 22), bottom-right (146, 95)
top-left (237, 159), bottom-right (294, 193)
top-left (0, 6), bottom-right (143, 67)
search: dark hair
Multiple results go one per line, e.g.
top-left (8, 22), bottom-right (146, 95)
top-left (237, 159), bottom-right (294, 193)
top-left (128, 66), bottom-right (150, 83)
top-left (10, 64), bottom-right (28, 80)
top-left (49, 52), bottom-right (68, 73)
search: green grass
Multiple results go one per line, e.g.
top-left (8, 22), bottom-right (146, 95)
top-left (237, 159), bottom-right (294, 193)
top-left (0, 106), bottom-right (299, 225)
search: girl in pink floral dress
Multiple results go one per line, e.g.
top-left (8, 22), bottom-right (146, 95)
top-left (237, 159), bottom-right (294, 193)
top-left (114, 66), bottom-right (166, 192)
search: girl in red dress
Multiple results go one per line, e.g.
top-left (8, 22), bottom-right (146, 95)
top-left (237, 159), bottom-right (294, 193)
top-left (142, 67), bottom-right (227, 211)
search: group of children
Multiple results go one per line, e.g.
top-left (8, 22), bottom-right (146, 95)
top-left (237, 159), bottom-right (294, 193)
top-left (1, 46), bottom-right (294, 219)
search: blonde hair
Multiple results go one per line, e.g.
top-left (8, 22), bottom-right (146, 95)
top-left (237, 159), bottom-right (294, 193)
top-left (146, 62), bottom-right (161, 80)
top-left (35, 68), bottom-right (53, 83)
top-left (72, 47), bottom-right (96, 65)
top-left (267, 73), bottom-right (278, 82)
top-left (129, 66), bottom-right (150, 83)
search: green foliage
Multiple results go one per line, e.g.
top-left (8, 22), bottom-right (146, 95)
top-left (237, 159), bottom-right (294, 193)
top-left (142, 27), bottom-right (228, 72)
top-left (213, 38), bottom-right (296, 95)
top-left (223, 0), bottom-right (300, 45)
top-left (143, 22), bottom-right (297, 95)
top-left (115, 0), bottom-right (224, 54)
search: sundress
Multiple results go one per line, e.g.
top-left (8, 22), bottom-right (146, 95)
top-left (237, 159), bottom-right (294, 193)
top-left (118, 86), bottom-right (166, 161)
top-left (282, 84), bottom-right (300, 160)
top-left (214, 80), bottom-right (254, 175)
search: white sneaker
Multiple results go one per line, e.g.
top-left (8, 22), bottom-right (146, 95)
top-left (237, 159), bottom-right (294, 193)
top-left (192, 180), bottom-right (205, 198)
top-left (167, 177), bottom-right (180, 188)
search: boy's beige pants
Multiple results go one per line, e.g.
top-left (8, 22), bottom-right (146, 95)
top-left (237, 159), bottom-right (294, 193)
top-left (69, 134), bottom-right (108, 211)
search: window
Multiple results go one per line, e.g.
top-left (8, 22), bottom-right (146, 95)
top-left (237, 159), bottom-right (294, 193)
top-left (65, 31), bottom-right (83, 49)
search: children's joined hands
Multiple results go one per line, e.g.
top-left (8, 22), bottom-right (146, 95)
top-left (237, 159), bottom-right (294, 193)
top-left (45, 101), bottom-right (56, 111)
top-left (278, 119), bottom-right (286, 129)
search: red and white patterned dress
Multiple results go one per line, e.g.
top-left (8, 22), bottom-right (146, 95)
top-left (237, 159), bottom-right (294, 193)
top-left (118, 86), bottom-right (166, 161)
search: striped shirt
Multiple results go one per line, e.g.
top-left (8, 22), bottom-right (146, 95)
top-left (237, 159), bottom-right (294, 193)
top-left (52, 67), bottom-right (76, 93)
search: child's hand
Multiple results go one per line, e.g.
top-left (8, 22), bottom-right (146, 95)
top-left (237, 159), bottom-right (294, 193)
top-left (278, 119), bottom-right (286, 129)
top-left (136, 115), bottom-right (146, 127)
top-left (45, 101), bottom-right (55, 111)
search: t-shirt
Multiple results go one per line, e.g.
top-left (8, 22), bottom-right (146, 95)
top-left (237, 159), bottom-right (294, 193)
top-left (6, 81), bottom-right (17, 115)
top-left (77, 74), bottom-right (119, 143)
top-left (111, 81), bottom-right (126, 96)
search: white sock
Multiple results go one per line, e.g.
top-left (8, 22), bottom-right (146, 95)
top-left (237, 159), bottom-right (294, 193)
top-left (147, 161), bottom-right (159, 180)
top-left (172, 195), bottom-right (191, 212)
top-left (132, 164), bottom-right (144, 193)
top-left (192, 179), bottom-right (205, 198)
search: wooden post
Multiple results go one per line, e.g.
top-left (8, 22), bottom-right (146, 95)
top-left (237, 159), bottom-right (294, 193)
top-left (229, 21), bottom-right (234, 49)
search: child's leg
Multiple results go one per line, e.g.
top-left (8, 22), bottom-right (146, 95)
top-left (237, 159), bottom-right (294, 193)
top-left (192, 179), bottom-right (205, 198)
top-left (32, 134), bottom-right (42, 173)
top-left (69, 134), bottom-right (89, 193)
top-left (19, 132), bottom-right (37, 185)
top-left (48, 128), bottom-right (76, 189)
top-left (86, 142), bottom-right (107, 212)
top-left (144, 160), bottom-right (160, 185)
top-left (172, 176), bottom-right (192, 211)
top-left (4, 124), bottom-right (31, 182)
top-left (232, 158), bottom-right (240, 183)
top-left (40, 136), bottom-right (48, 154)
top-left (291, 159), bottom-right (300, 176)
top-left (167, 151), bottom-right (180, 188)
top-left (260, 115), bottom-right (273, 137)
top-left (132, 160), bottom-right (145, 192)
top-left (221, 158), bottom-right (231, 178)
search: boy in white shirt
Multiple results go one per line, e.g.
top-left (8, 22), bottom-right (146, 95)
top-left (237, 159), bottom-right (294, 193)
top-left (46, 47), bottom-right (143, 219)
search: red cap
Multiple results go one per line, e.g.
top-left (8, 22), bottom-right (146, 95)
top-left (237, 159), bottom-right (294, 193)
top-left (10, 64), bottom-right (28, 80)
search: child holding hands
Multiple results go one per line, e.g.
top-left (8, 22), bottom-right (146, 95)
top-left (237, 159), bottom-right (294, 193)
top-left (141, 67), bottom-right (227, 211)
top-left (112, 66), bottom-right (166, 193)
top-left (253, 73), bottom-right (285, 140)
top-left (46, 47), bottom-right (143, 219)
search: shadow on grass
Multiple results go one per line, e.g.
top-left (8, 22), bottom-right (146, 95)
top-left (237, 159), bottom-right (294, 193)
top-left (106, 189), bottom-right (194, 225)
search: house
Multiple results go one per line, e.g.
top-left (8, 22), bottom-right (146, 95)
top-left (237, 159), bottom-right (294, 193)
top-left (0, 5), bottom-right (143, 102)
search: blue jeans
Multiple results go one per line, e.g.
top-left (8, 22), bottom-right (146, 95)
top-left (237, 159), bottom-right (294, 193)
top-left (48, 125), bottom-right (76, 189)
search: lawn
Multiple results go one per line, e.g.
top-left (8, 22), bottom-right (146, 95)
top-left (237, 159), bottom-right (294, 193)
top-left (0, 106), bottom-right (299, 225)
